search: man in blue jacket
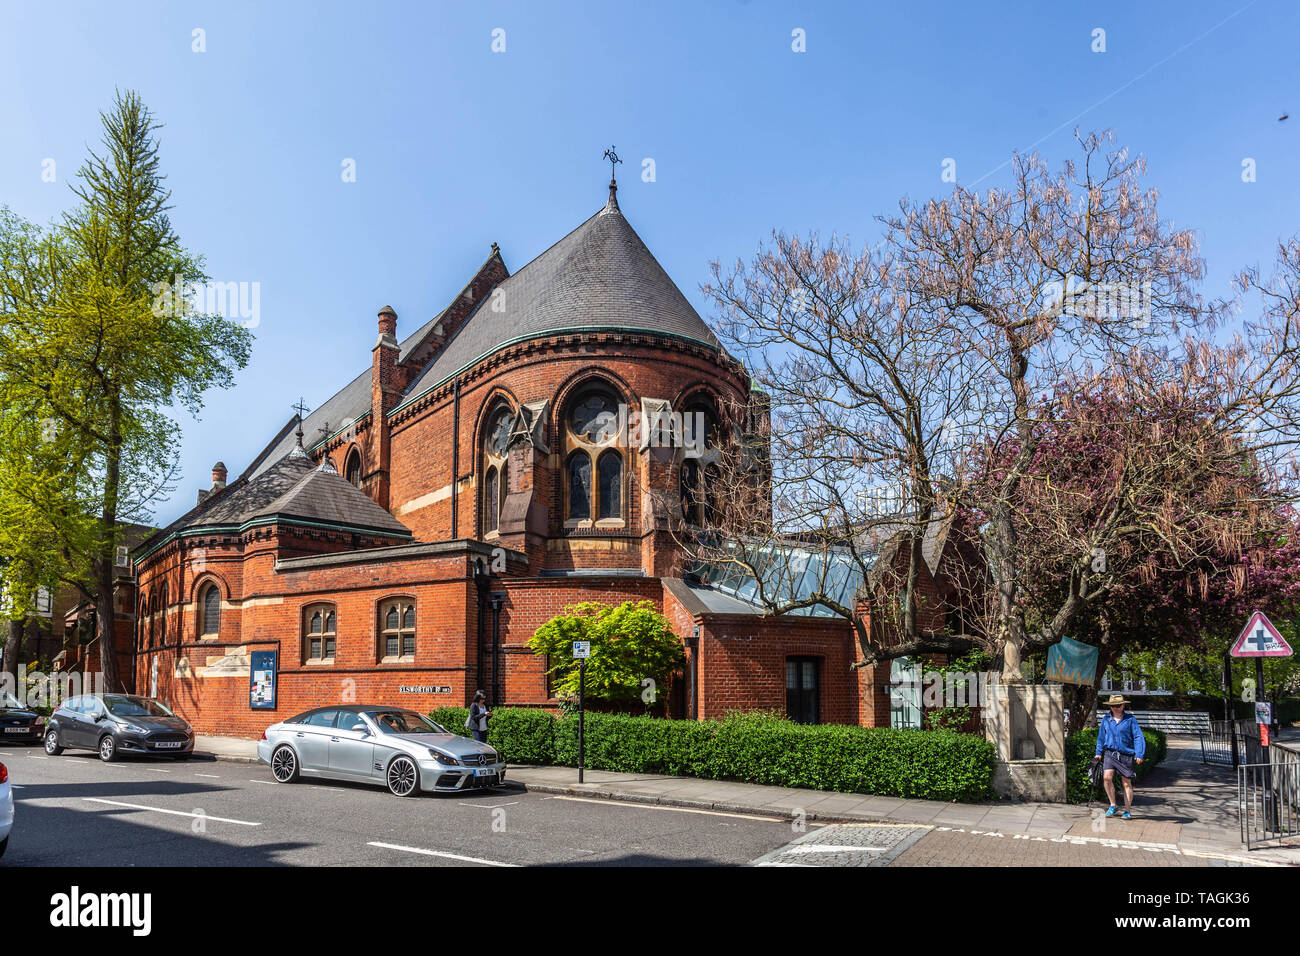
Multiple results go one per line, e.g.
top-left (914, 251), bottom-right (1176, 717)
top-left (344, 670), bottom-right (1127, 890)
top-left (1094, 694), bottom-right (1146, 819)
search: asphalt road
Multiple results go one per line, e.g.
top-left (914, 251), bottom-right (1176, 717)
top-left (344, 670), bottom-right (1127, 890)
top-left (0, 743), bottom-right (801, 867)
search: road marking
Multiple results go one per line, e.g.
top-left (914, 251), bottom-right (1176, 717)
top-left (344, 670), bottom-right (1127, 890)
top-left (194, 773), bottom-right (220, 778)
top-left (460, 801), bottom-right (519, 810)
top-left (144, 767), bottom-right (172, 773)
top-left (248, 779), bottom-right (277, 785)
top-left (83, 797), bottom-right (262, 826)
top-left (550, 795), bottom-right (787, 822)
top-left (367, 841), bottom-right (518, 867)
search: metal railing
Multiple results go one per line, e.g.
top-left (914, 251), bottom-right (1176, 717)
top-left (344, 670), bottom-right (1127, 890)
top-left (1238, 742), bottom-right (1300, 850)
top-left (1199, 719), bottom-right (1261, 768)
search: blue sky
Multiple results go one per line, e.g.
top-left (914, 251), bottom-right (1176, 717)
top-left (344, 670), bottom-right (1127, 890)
top-left (2, 0), bottom-right (1297, 526)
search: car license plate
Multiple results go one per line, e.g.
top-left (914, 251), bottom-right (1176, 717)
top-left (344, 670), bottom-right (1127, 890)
top-left (474, 766), bottom-right (497, 777)
top-left (4, 726), bottom-right (27, 733)
top-left (154, 741), bottom-right (183, 749)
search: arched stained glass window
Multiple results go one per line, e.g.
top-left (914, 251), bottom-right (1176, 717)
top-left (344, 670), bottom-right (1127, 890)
top-left (568, 452), bottom-right (592, 521)
top-left (598, 450), bottom-right (622, 519)
top-left (484, 466), bottom-right (499, 533)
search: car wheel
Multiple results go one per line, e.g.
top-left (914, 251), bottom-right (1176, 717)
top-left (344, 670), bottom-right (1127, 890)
top-left (386, 756), bottom-right (419, 797)
top-left (98, 735), bottom-right (119, 762)
top-left (270, 745), bottom-right (299, 783)
top-left (44, 730), bottom-right (63, 756)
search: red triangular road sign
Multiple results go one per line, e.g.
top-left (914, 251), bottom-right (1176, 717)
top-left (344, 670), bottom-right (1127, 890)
top-left (1230, 610), bottom-right (1294, 657)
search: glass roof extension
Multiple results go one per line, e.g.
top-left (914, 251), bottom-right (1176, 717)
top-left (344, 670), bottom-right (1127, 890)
top-left (692, 539), bottom-right (875, 619)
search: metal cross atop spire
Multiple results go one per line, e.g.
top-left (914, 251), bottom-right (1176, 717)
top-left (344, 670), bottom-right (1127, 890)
top-left (603, 145), bottom-right (622, 183)
top-left (291, 397), bottom-right (311, 442)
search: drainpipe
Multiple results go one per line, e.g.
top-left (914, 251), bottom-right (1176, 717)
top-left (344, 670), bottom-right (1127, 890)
top-left (474, 559), bottom-right (489, 699)
top-left (451, 377), bottom-right (460, 539)
top-left (490, 594), bottom-right (504, 706)
top-left (685, 626), bottom-right (700, 720)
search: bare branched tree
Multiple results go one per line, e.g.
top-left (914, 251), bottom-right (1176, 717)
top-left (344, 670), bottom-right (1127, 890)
top-left (679, 131), bottom-right (1300, 684)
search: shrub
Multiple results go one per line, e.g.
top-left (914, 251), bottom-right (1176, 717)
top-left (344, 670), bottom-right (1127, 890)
top-left (528, 600), bottom-right (684, 705)
top-left (1066, 726), bottom-right (1167, 803)
top-left (434, 706), bottom-right (997, 802)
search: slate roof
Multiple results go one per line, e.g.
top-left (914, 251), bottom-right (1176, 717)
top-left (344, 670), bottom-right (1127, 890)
top-left (250, 192), bottom-right (721, 477)
top-left (400, 193), bottom-right (721, 406)
top-left (137, 454), bottom-right (411, 559)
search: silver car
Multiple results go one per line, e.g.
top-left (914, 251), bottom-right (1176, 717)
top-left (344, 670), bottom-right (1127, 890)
top-left (257, 705), bottom-right (505, 797)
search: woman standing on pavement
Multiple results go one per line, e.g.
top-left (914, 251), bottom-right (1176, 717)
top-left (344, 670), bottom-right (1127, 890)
top-left (467, 690), bottom-right (492, 744)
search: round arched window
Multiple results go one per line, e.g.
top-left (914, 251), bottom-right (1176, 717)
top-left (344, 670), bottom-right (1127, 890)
top-left (568, 392), bottom-right (619, 444)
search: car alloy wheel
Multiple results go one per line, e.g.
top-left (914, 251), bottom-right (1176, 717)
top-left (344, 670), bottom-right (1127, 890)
top-left (270, 745), bottom-right (299, 783)
top-left (44, 730), bottom-right (63, 755)
top-left (99, 735), bottom-right (118, 762)
top-left (387, 756), bottom-right (418, 797)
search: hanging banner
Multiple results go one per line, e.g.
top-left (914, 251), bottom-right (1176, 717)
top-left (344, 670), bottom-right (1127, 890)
top-left (1045, 636), bottom-right (1100, 686)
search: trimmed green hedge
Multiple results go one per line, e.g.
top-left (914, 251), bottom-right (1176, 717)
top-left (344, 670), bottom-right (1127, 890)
top-left (430, 706), bottom-right (997, 802)
top-left (1065, 726), bottom-right (1168, 803)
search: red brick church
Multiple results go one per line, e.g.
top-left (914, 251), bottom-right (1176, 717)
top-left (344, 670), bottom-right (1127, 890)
top-left (122, 181), bottom-right (963, 738)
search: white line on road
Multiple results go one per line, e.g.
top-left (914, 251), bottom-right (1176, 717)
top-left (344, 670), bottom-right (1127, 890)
top-left (194, 773), bottom-right (220, 778)
top-left (84, 797), bottom-right (262, 826)
top-left (367, 841), bottom-right (519, 867)
top-left (247, 779), bottom-right (277, 785)
top-left (550, 795), bottom-right (788, 823)
top-left (459, 801), bottom-right (519, 810)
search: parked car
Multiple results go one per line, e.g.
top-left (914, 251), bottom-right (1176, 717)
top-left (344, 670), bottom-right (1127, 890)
top-left (0, 760), bottom-right (12, 860)
top-left (0, 693), bottom-right (45, 745)
top-left (44, 694), bottom-right (194, 761)
top-left (257, 705), bottom-right (505, 797)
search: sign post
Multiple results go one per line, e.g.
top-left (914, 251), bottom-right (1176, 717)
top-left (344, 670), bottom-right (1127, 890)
top-left (572, 641), bottom-right (591, 783)
top-left (1231, 610), bottom-right (1293, 830)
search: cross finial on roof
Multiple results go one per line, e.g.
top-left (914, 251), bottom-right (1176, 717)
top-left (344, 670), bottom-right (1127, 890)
top-left (602, 145), bottom-right (622, 210)
top-left (290, 398), bottom-right (311, 455)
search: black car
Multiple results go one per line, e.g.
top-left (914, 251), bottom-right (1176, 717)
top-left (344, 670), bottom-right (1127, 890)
top-left (0, 693), bottom-right (45, 744)
top-left (45, 694), bottom-right (194, 761)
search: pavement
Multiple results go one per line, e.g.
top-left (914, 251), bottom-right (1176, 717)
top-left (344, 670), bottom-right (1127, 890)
top-left (190, 731), bottom-right (1300, 866)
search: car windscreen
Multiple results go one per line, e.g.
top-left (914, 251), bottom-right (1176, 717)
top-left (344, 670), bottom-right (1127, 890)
top-left (1, 692), bottom-right (23, 709)
top-left (103, 696), bottom-right (175, 718)
top-left (367, 710), bottom-right (444, 735)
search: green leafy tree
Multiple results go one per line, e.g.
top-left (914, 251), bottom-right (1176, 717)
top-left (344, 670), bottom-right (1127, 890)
top-left (0, 90), bottom-right (252, 691)
top-left (529, 601), bottom-right (686, 707)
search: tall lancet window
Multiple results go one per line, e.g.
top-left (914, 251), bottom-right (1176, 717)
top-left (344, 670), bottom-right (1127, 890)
top-left (482, 403), bottom-right (513, 535)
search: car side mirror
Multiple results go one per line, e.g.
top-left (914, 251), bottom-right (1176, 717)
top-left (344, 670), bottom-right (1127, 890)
top-left (350, 724), bottom-right (369, 735)
top-left (93, 712), bottom-right (106, 722)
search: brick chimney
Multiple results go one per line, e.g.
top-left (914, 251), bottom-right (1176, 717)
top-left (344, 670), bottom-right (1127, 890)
top-left (370, 305), bottom-right (401, 509)
top-left (211, 461), bottom-right (227, 490)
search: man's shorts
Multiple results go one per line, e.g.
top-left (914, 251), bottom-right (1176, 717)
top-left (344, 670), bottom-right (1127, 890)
top-left (1102, 749), bottom-right (1136, 779)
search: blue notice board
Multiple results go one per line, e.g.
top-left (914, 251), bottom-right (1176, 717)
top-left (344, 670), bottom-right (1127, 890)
top-left (250, 650), bottom-right (278, 710)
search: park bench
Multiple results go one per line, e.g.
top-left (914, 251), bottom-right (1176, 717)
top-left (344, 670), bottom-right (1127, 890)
top-left (1094, 709), bottom-right (1212, 735)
